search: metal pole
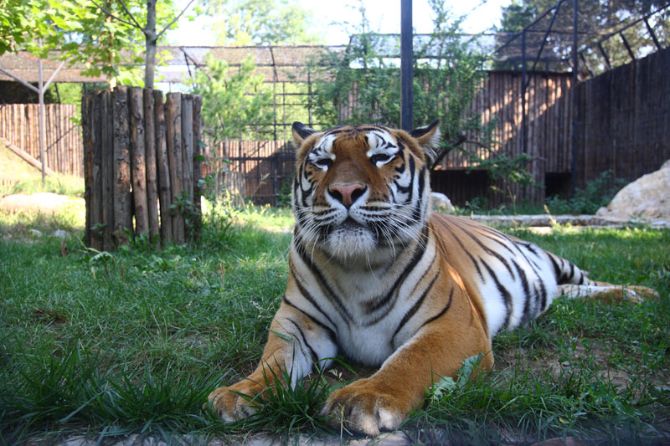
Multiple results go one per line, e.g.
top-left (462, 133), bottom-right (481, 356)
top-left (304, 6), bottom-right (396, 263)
top-left (400, 0), bottom-right (413, 131)
top-left (38, 59), bottom-right (47, 185)
top-left (570, 0), bottom-right (579, 194)
top-left (521, 30), bottom-right (527, 156)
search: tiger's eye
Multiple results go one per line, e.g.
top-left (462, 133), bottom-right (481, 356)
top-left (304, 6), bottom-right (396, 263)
top-left (370, 153), bottom-right (393, 164)
top-left (314, 158), bottom-right (333, 168)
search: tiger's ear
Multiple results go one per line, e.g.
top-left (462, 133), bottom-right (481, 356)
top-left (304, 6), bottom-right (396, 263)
top-left (292, 121), bottom-right (316, 147)
top-left (410, 120), bottom-right (441, 148)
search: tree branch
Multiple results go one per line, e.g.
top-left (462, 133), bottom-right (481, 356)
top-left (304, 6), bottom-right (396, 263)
top-left (117, 0), bottom-right (145, 31)
top-left (156, 0), bottom-right (196, 40)
top-left (430, 133), bottom-right (468, 170)
top-left (90, 0), bottom-right (141, 30)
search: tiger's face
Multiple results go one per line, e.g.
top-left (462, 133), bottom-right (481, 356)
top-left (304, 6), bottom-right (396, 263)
top-left (291, 121), bottom-right (440, 263)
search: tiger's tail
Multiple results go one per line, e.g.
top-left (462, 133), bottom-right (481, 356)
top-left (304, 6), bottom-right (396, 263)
top-left (547, 251), bottom-right (659, 302)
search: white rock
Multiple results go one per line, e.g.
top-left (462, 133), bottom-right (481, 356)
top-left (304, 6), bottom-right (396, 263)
top-left (28, 228), bottom-right (43, 237)
top-left (431, 192), bottom-right (455, 214)
top-left (596, 161), bottom-right (670, 222)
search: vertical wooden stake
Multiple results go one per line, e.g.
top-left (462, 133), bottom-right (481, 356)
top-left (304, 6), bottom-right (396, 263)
top-left (144, 89), bottom-right (160, 246)
top-left (112, 86), bottom-right (132, 246)
top-left (166, 92), bottom-right (184, 244)
top-left (101, 91), bottom-right (115, 251)
top-left (129, 87), bottom-right (149, 238)
top-left (192, 95), bottom-right (203, 241)
top-left (154, 91), bottom-right (173, 245)
top-left (181, 94), bottom-right (194, 240)
top-left (90, 93), bottom-right (103, 250)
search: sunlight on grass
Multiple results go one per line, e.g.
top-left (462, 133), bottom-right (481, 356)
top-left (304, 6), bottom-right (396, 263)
top-left (0, 204), bottom-right (668, 443)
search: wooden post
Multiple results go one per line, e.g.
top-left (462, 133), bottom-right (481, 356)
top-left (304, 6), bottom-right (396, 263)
top-left (101, 91), bottom-right (115, 251)
top-left (129, 87), bottom-right (149, 238)
top-left (90, 93), bottom-right (103, 250)
top-left (166, 93), bottom-right (184, 244)
top-left (154, 91), bottom-right (173, 245)
top-left (112, 86), bottom-right (132, 246)
top-left (192, 95), bottom-right (203, 241)
top-left (82, 93), bottom-right (93, 248)
top-left (144, 89), bottom-right (160, 246)
top-left (181, 94), bottom-right (194, 239)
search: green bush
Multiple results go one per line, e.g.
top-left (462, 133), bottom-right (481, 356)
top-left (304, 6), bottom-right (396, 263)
top-left (546, 171), bottom-right (627, 215)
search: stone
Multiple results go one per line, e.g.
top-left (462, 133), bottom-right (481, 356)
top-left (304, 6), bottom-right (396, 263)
top-left (431, 192), bottom-right (455, 214)
top-left (596, 161), bottom-right (670, 222)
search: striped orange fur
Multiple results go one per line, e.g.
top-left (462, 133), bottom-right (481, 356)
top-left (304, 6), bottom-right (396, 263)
top-left (208, 121), bottom-right (657, 436)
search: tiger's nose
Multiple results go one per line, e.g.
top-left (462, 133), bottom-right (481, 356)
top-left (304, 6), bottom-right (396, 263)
top-left (329, 182), bottom-right (366, 208)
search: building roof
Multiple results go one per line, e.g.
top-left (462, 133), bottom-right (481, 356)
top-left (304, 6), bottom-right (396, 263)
top-left (0, 52), bottom-right (106, 83)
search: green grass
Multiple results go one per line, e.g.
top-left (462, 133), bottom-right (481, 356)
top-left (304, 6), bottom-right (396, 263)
top-left (0, 205), bottom-right (669, 444)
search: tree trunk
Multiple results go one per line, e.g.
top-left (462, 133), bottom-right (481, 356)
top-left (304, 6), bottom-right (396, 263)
top-left (144, 0), bottom-right (157, 89)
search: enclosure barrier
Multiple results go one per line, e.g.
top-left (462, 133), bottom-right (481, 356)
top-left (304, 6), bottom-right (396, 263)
top-left (82, 87), bottom-right (203, 250)
top-left (0, 103), bottom-right (83, 177)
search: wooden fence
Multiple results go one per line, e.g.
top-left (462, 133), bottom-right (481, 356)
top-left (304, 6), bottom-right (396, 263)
top-left (573, 46), bottom-right (670, 189)
top-left (0, 103), bottom-right (83, 176)
top-left (82, 87), bottom-right (203, 250)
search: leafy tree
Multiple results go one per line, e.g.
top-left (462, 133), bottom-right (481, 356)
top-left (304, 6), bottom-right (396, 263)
top-left (0, 0), bottom-right (194, 87)
top-left (203, 0), bottom-right (319, 45)
top-left (192, 57), bottom-right (273, 141)
top-left (496, 0), bottom-right (670, 73)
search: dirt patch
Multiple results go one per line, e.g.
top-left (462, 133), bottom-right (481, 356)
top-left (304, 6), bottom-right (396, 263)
top-left (0, 192), bottom-right (84, 214)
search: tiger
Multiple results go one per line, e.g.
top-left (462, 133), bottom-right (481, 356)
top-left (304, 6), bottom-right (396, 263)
top-left (208, 120), bottom-right (657, 436)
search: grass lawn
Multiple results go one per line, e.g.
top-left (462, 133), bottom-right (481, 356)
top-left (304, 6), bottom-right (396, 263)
top-left (1, 202), bottom-right (669, 444)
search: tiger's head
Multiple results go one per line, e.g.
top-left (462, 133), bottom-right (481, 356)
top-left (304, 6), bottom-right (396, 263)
top-left (291, 121), bottom-right (440, 263)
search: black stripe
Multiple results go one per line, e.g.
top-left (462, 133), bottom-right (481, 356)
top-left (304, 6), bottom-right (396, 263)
top-left (481, 260), bottom-right (513, 329)
top-left (391, 273), bottom-right (439, 345)
top-left (513, 261), bottom-right (532, 324)
top-left (457, 223), bottom-right (516, 279)
top-left (548, 254), bottom-right (563, 283)
top-left (364, 226), bottom-right (428, 314)
top-left (285, 317), bottom-right (319, 364)
top-left (282, 295), bottom-right (337, 341)
top-left (538, 279), bottom-right (548, 311)
top-left (293, 260), bottom-right (337, 328)
top-left (450, 230), bottom-right (485, 282)
top-left (568, 263), bottom-right (575, 281)
top-left (293, 242), bottom-right (351, 322)
top-left (477, 230), bottom-right (518, 257)
top-left (578, 272), bottom-right (585, 285)
top-left (418, 288), bottom-right (454, 331)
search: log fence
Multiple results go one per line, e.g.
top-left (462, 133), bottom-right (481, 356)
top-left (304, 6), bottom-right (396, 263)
top-left (82, 87), bottom-right (202, 250)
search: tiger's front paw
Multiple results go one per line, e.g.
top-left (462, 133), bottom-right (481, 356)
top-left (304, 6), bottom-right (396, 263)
top-left (208, 381), bottom-right (261, 422)
top-left (321, 379), bottom-right (411, 436)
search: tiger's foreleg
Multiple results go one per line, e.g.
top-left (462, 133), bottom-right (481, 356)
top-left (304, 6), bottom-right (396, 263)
top-left (321, 287), bottom-right (494, 436)
top-left (208, 301), bottom-right (338, 421)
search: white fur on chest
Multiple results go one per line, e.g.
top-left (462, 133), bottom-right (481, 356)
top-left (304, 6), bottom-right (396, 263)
top-left (290, 238), bottom-right (437, 367)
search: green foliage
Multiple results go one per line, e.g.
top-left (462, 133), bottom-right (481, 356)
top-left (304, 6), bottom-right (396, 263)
top-left (0, 0), bottom-right (178, 83)
top-left (203, 0), bottom-right (319, 45)
top-left (193, 57), bottom-right (274, 141)
top-left (496, 0), bottom-right (670, 72)
top-left (311, 1), bottom-right (530, 195)
top-left (546, 171), bottom-right (627, 214)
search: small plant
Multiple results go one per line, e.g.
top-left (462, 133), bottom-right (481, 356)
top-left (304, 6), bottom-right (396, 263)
top-left (546, 171), bottom-right (627, 215)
